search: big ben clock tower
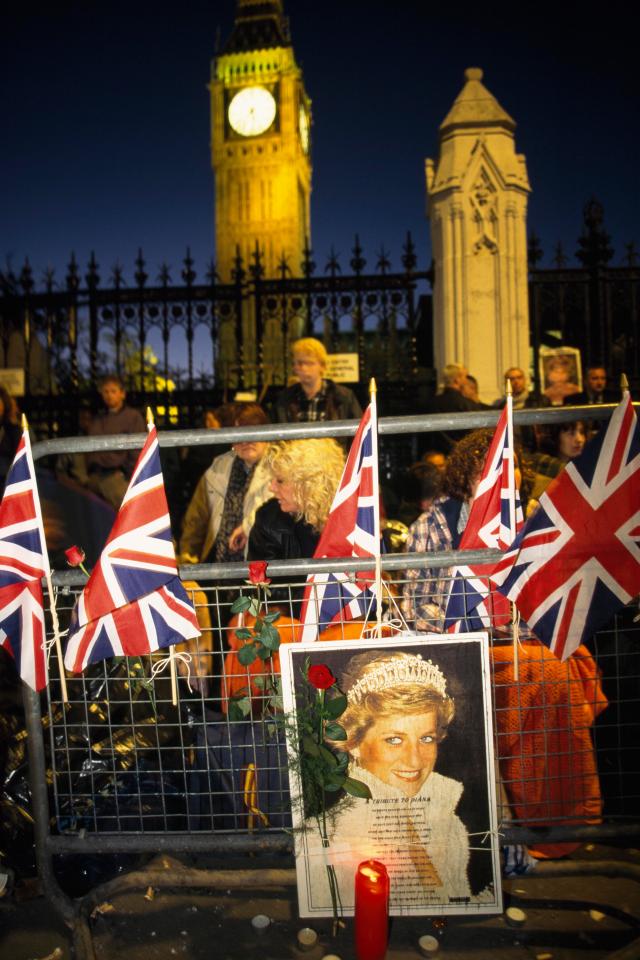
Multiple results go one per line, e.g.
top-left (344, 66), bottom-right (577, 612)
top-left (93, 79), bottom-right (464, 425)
top-left (210, 0), bottom-right (312, 283)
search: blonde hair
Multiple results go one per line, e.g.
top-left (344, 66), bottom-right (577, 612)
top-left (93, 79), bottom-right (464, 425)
top-left (292, 337), bottom-right (328, 369)
top-left (442, 363), bottom-right (465, 386)
top-left (265, 438), bottom-right (345, 531)
top-left (333, 651), bottom-right (455, 755)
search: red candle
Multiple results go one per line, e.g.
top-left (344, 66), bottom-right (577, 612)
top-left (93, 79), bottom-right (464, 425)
top-left (354, 859), bottom-right (390, 960)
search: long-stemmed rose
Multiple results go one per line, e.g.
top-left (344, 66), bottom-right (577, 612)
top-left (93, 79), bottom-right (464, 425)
top-left (307, 664), bottom-right (335, 690)
top-left (65, 544), bottom-right (90, 578)
top-left (296, 660), bottom-right (371, 933)
top-left (301, 661), bottom-right (371, 806)
top-left (247, 560), bottom-right (271, 587)
top-left (230, 560), bottom-right (280, 668)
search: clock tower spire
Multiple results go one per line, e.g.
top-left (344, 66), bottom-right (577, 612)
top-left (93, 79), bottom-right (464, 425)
top-left (210, 0), bottom-right (312, 282)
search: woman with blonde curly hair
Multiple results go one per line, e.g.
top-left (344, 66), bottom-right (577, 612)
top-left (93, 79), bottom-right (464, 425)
top-left (248, 438), bottom-right (345, 566)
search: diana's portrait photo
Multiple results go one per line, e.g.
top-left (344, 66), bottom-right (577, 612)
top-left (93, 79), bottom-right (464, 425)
top-left (281, 634), bottom-right (501, 917)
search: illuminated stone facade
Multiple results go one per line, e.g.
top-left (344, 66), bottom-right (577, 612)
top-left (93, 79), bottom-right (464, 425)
top-left (426, 68), bottom-right (531, 402)
top-left (210, 0), bottom-right (312, 283)
top-left (210, 1), bottom-right (312, 387)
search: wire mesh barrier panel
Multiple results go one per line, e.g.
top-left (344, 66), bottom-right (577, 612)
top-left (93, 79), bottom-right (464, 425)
top-left (41, 569), bottom-right (639, 846)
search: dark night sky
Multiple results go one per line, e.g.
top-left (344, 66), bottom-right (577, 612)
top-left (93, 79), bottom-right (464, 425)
top-left (1, 1), bottom-right (637, 286)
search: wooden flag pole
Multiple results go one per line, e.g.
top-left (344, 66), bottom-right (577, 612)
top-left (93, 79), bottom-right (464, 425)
top-left (504, 383), bottom-right (520, 682)
top-left (368, 379), bottom-right (383, 637)
top-left (146, 407), bottom-right (178, 706)
top-left (22, 415), bottom-right (69, 701)
top-left (47, 574), bottom-right (68, 703)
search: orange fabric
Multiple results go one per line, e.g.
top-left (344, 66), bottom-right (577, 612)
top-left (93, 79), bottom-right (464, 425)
top-left (221, 612), bottom-right (302, 714)
top-left (491, 641), bottom-right (608, 858)
top-left (319, 620), bottom-right (397, 642)
top-left (222, 617), bottom-right (394, 710)
top-left (174, 580), bottom-right (213, 685)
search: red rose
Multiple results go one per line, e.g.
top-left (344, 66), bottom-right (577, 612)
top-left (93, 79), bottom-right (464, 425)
top-left (248, 560), bottom-right (271, 586)
top-left (65, 545), bottom-right (86, 567)
top-left (308, 664), bottom-right (336, 690)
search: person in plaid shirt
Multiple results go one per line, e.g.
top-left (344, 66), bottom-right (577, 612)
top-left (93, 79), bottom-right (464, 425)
top-left (402, 430), bottom-right (511, 631)
top-left (275, 337), bottom-right (362, 424)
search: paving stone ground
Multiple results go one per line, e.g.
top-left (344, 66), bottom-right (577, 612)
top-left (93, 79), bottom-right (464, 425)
top-left (1, 845), bottom-right (639, 960)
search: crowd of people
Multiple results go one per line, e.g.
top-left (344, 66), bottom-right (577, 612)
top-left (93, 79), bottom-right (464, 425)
top-left (0, 343), bottom-right (627, 884)
top-left (0, 345), bottom-right (615, 585)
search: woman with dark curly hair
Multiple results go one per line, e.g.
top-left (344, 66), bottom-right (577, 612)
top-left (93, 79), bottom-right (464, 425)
top-left (402, 429), bottom-right (530, 631)
top-left (528, 419), bottom-right (587, 505)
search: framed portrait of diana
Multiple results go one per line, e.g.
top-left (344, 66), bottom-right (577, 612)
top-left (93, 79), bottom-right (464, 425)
top-left (280, 632), bottom-right (502, 917)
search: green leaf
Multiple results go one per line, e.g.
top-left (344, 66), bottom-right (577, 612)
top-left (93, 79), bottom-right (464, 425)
top-left (234, 627), bottom-right (253, 641)
top-left (343, 777), bottom-right (372, 800)
top-left (237, 644), bottom-right (257, 666)
top-left (323, 780), bottom-right (344, 792)
top-left (259, 631), bottom-right (278, 652)
top-left (252, 675), bottom-right (267, 690)
top-left (336, 752), bottom-right (349, 771)
top-left (262, 611), bottom-right (280, 624)
top-left (302, 734), bottom-right (320, 757)
top-left (228, 696), bottom-right (252, 721)
top-left (248, 597), bottom-right (260, 617)
top-left (318, 745), bottom-right (338, 768)
top-left (256, 645), bottom-right (272, 661)
top-left (260, 623), bottom-right (280, 649)
top-left (324, 722), bottom-right (347, 741)
top-left (231, 596), bottom-right (251, 613)
top-left (325, 694), bottom-right (347, 719)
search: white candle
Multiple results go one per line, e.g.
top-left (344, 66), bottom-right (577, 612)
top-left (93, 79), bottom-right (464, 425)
top-left (297, 927), bottom-right (318, 951)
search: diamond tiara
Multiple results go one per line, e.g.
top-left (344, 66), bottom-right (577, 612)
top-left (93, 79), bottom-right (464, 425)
top-left (347, 654), bottom-right (448, 704)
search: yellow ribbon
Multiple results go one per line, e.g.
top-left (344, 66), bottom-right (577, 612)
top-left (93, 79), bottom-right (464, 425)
top-left (242, 763), bottom-right (270, 831)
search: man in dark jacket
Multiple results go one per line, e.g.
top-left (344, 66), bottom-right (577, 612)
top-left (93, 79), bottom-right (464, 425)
top-left (86, 375), bottom-right (145, 508)
top-left (275, 337), bottom-right (362, 423)
top-left (426, 362), bottom-right (487, 454)
top-left (565, 364), bottom-right (613, 406)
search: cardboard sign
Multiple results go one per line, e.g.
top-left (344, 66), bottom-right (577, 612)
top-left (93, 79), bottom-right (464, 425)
top-left (325, 353), bottom-right (359, 383)
top-left (538, 346), bottom-right (583, 404)
top-left (0, 368), bottom-right (25, 397)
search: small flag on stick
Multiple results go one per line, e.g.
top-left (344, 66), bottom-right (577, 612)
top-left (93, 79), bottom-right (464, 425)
top-left (64, 423), bottom-right (200, 672)
top-left (0, 423), bottom-right (53, 691)
top-left (299, 400), bottom-right (380, 641)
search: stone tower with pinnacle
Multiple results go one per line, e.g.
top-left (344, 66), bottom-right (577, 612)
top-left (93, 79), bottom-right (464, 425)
top-left (426, 67), bottom-right (531, 401)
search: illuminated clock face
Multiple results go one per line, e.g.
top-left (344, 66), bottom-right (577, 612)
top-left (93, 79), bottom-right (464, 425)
top-left (298, 104), bottom-right (310, 153)
top-left (228, 86), bottom-right (276, 137)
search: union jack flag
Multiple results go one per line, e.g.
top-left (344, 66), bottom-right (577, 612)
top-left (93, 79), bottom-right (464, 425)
top-left (64, 425), bottom-right (200, 672)
top-left (492, 393), bottom-right (640, 660)
top-left (300, 403), bottom-right (379, 641)
top-left (444, 398), bottom-right (523, 632)
top-left (0, 429), bottom-right (50, 691)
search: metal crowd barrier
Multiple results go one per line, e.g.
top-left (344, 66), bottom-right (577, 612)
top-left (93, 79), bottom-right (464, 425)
top-left (16, 404), bottom-right (640, 958)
